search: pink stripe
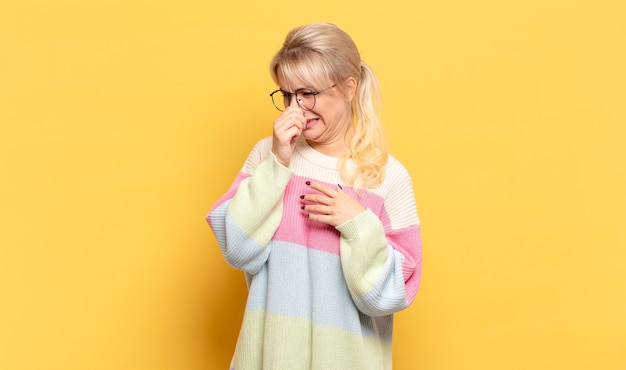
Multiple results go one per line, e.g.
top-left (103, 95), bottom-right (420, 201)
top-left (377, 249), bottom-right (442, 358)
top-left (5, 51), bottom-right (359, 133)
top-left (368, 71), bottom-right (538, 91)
top-left (378, 204), bottom-right (422, 302)
top-left (206, 172), bottom-right (251, 226)
top-left (273, 175), bottom-right (386, 255)
top-left (386, 224), bottom-right (422, 303)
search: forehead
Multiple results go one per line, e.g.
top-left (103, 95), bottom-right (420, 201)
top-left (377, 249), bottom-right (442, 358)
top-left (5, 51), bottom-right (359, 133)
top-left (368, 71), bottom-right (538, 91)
top-left (280, 80), bottom-right (314, 92)
top-left (276, 63), bottom-right (332, 92)
top-left (279, 77), bottom-right (334, 93)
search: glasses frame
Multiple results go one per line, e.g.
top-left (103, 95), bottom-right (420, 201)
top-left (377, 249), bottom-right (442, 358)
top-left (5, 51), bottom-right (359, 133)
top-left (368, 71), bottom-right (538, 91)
top-left (269, 84), bottom-right (336, 112)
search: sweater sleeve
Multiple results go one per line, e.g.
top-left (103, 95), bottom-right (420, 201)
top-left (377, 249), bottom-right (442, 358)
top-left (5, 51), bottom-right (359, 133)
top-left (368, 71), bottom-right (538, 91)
top-left (336, 163), bottom-right (422, 316)
top-left (206, 140), bottom-right (293, 274)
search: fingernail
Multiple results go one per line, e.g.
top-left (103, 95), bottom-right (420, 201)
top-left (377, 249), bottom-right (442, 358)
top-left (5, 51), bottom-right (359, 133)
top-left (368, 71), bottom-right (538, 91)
top-left (300, 205), bottom-right (305, 210)
top-left (305, 181), bottom-right (311, 186)
top-left (337, 184), bottom-right (343, 190)
top-left (300, 195), bottom-right (305, 199)
top-left (307, 214), bottom-right (310, 218)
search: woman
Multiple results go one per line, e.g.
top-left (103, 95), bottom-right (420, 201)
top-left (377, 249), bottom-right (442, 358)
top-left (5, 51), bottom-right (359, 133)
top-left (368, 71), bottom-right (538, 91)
top-left (207, 23), bottom-right (422, 370)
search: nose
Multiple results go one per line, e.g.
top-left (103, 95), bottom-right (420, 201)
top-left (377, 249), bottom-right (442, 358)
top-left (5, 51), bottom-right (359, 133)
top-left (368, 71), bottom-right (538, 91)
top-left (284, 93), bottom-right (306, 110)
top-left (288, 93), bottom-right (306, 110)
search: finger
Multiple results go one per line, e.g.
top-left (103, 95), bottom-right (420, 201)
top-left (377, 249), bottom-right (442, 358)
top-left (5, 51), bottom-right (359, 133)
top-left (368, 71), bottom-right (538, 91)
top-left (275, 117), bottom-right (302, 133)
top-left (275, 118), bottom-right (304, 141)
top-left (275, 107), bottom-right (305, 125)
top-left (307, 181), bottom-right (338, 197)
top-left (305, 212), bottom-right (338, 227)
top-left (286, 118), bottom-right (305, 134)
top-left (291, 120), bottom-right (304, 133)
top-left (301, 194), bottom-right (332, 206)
top-left (301, 203), bottom-right (332, 215)
top-left (289, 126), bottom-right (302, 141)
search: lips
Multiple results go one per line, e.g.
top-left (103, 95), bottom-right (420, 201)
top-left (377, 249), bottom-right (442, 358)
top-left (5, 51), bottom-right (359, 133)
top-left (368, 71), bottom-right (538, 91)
top-left (305, 118), bottom-right (319, 129)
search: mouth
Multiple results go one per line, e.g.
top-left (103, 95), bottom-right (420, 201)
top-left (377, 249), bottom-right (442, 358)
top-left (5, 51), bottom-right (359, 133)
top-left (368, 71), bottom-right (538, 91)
top-left (305, 118), bottom-right (320, 129)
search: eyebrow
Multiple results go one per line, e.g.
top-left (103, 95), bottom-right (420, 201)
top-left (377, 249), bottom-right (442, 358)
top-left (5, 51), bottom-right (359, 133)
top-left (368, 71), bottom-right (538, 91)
top-left (280, 86), bottom-right (315, 94)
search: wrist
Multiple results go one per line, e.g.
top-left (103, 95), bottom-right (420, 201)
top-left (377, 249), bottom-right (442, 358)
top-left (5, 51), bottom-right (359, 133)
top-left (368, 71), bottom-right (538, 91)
top-left (270, 150), bottom-right (290, 168)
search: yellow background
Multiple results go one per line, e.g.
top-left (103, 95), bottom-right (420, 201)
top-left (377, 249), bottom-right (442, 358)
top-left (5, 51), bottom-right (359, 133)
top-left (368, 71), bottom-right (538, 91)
top-left (1, 0), bottom-right (624, 369)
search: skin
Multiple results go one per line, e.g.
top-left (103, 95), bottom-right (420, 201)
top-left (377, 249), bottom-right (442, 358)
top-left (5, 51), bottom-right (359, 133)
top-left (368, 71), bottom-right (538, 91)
top-left (271, 75), bottom-right (366, 227)
top-left (301, 181), bottom-right (365, 227)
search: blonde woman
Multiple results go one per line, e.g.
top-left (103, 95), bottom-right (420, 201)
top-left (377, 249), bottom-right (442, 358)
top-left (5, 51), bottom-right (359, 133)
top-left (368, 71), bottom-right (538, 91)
top-left (207, 23), bottom-right (422, 370)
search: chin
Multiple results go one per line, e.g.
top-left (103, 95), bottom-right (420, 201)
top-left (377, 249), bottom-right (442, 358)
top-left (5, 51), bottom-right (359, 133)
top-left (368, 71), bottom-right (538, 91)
top-left (302, 129), bottom-right (319, 141)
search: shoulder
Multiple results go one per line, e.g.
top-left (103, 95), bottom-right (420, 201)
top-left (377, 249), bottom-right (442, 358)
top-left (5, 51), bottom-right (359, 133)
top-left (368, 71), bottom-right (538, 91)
top-left (378, 154), bottom-right (420, 226)
top-left (241, 137), bottom-right (273, 174)
top-left (250, 137), bottom-right (273, 158)
top-left (384, 154), bottom-right (414, 187)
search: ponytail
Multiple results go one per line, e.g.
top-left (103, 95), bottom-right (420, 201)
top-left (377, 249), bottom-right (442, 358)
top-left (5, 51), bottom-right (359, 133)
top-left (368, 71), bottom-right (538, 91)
top-left (339, 61), bottom-right (388, 189)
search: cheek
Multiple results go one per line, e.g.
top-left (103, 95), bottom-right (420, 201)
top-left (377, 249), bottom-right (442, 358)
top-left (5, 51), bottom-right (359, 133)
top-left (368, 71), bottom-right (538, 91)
top-left (312, 99), bottom-right (348, 125)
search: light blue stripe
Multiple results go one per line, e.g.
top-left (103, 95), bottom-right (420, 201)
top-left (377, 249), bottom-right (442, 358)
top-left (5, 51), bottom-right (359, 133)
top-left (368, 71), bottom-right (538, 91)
top-left (211, 200), bottom-right (270, 274)
top-left (244, 241), bottom-right (392, 340)
top-left (209, 201), bottom-right (229, 248)
top-left (352, 248), bottom-right (409, 316)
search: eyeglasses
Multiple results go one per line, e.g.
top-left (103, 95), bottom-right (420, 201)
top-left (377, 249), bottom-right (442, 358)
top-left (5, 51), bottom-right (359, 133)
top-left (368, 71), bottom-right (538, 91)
top-left (269, 84), bottom-right (336, 111)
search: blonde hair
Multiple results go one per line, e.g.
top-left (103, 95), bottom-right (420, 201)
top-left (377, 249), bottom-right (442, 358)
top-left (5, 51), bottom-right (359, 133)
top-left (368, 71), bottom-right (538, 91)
top-left (270, 23), bottom-right (389, 189)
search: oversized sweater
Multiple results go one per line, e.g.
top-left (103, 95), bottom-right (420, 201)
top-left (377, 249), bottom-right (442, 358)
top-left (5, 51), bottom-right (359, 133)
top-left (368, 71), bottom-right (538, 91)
top-left (206, 137), bottom-right (422, 370)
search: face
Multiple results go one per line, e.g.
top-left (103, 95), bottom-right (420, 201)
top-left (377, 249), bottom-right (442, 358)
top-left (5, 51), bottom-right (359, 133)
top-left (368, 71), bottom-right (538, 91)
top-left (279, 76), bottom-right (357, 154)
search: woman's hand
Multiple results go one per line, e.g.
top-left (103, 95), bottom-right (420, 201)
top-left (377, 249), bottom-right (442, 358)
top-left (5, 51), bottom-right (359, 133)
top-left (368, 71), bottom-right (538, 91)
top-left (300, 181), bottom-right (367, 227)
top-left (272, 106), bottom-right (305, 167)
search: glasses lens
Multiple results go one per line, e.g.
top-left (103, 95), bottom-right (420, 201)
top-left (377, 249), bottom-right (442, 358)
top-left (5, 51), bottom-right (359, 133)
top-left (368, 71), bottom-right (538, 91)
top-left (271, 89), bottom-right (317, 111)
top-left (296, 90), bottom-right (316, 110)
top-left (271, 91), bottom-right (287, 111)
top-left (282, 93), bottom-right (291, 110)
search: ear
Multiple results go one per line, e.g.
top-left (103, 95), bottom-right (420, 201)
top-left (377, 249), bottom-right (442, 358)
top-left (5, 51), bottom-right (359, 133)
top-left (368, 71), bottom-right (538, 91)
top-left (345, 77), bottom-right (357, 102)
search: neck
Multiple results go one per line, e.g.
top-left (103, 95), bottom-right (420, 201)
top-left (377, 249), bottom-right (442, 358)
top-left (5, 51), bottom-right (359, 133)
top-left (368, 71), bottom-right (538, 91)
top-left (307, 125), bottom-right (354, 158)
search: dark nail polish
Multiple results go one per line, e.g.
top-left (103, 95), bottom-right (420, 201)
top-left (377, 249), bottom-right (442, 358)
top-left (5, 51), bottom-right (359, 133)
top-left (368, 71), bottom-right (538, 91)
top-left (300, 205), bottom-right (305, 210)
top-left (305, 180), bottom-right (311, 186)
top-left (300, 195), bottom-right (304, 199)
top-left (337, 184), bottom-right (343, 190)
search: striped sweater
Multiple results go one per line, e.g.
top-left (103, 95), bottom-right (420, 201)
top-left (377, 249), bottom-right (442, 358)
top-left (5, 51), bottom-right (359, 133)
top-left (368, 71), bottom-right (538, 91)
top-left (207, 137), bottom-right (422, 370)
